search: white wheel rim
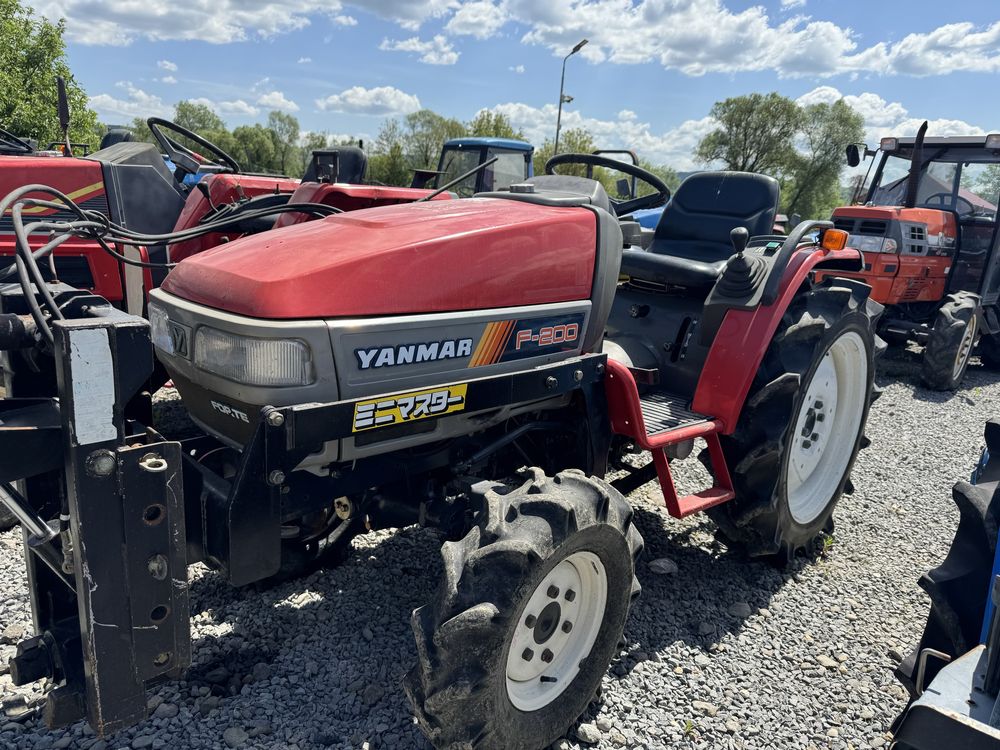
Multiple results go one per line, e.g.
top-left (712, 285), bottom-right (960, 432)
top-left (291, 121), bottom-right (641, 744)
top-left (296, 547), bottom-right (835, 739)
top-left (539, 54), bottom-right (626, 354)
top-left (953, 316), bottom-right (978, 380)
top-left (505, 551), bottom-right (607, 712)
top-left (786, 331), bottom-right (868, 525)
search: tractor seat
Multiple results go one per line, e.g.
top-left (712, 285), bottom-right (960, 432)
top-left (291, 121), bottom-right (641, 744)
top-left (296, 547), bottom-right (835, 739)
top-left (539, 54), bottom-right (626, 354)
top-left (620, 171), bottom-right (779, 290)
top-left (303, 146), bottom-right (367, 184)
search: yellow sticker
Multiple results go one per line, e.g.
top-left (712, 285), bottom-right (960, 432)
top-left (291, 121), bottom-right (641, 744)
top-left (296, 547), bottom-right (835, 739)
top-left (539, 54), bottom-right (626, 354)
top-left (352, 383), bottom-right (468, 433)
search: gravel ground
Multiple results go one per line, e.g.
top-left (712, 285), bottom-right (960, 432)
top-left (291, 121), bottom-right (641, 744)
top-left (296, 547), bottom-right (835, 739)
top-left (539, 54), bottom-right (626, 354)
top-left (0, 346), bottom-right (997, 750)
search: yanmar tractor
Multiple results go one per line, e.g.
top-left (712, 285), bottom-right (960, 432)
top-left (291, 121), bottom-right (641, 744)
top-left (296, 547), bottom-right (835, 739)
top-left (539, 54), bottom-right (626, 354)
top-left (817, 122), bottom-right (1000, 389)
top-left (0, 157), bottom-right (881, 749)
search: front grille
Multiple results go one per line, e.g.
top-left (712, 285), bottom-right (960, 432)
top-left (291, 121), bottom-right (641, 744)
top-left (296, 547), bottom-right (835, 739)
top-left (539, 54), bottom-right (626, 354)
top-left (907, 225), bottom-right (926, 241)
top-left (859, 220), bottom-right (888, 235)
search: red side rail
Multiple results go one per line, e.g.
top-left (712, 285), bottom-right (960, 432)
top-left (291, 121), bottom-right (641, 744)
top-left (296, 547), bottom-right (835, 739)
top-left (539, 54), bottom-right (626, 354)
top-left (604, 359), bottom-right (734, 518)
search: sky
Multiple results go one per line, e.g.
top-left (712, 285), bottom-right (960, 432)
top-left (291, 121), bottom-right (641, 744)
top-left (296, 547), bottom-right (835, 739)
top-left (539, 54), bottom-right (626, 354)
top-left (25, 0), bottom-right (1000, 171)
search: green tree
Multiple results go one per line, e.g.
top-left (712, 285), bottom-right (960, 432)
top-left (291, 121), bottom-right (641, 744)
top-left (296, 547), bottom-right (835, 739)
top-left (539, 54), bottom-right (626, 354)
top-left (0, 0), bottom-right (98, 148)
top-left (267, 110), bottom-right (300, 175)
top-left (532, 128), bottom-right (598, 177)
top-left (467, 110), bottom-right (524, 140)
top-left (231, 124), bottom-right (277, 173)
top-left (404, 109), bottom-right (467, 170)
top-left (782, 99), bottom-right (864, 218)
top-left (975, 165), bottom-right (1000, 204)
top-left (696, 92), bottom-right (803, 174)
top-left (636, 160), bottom-right (680, 198)
top-left (173, 100), bottom-right (226, 133)
top-left (367, 119), bottom-right (410, 186)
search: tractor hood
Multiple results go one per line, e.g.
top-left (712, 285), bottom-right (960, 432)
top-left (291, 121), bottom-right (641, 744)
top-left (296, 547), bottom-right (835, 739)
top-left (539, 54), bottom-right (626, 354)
top-left (160, 197), bottom-right (598, 319)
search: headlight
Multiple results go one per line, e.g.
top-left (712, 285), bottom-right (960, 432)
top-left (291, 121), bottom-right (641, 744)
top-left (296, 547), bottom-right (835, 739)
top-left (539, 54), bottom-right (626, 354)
top-left (149, 303), bottom-right (189, 357)
top-left (194, 326), bottom-right (315, 387)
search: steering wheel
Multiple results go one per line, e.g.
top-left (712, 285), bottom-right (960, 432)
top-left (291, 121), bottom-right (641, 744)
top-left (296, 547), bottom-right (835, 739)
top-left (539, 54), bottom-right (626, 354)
top-left (924, 191), bottom-right (975, 217)
top-left (545, 153), bottom-right (671, 216)
top-left (0, 127), bottom-right (32, 155)
top-left (147, 117), bottom-right (241, 178)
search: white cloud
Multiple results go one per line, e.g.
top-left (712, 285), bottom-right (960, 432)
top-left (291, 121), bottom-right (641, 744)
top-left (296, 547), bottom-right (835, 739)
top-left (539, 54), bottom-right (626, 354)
top-left (781, 0), bottom-right (806, 8)
top-left (333, 14), bottom-right (357, 26)
top-left (316, 85), bottom-right (421, 116)
top-left (509, 64), bottom-right (525, 74)
top-left (189, 97), bottom-right (261, 117)
top-left (796, 86), bottom-right (986, 149)
top-left (380, 35), bottom-right (459, 65)
top-left (445, 1), bottom-right (507, 38)
top-left (31, 0), bottom-right (343, 44)
top-left (256, 90), bottom-right (300, 112)
top-left (297, 56), bottom-right (312, 63)
top-left (89, 81), bottom-right (170, 121)
top-left (484, 102), bottom-right (716, 172)
top-left (157, 59), bottom-right (177, 71)
top-left (159, 75), bottom-right (177, 84)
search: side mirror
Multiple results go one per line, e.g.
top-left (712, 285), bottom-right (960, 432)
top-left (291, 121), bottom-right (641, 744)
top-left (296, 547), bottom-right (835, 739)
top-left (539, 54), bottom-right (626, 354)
top-left (616, 177), bottom-right (632, 199)
top-left (845, 144), bottom-right (861, 168)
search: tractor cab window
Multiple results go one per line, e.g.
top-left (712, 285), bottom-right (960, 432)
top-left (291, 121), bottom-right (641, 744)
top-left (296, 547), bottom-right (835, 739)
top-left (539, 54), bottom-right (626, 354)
top-left (870, 151), bottom-right (999, 221)
top-left (438, 148), bottom-right (482, 197)
top-left (487, 149), bottom-right (528, 193)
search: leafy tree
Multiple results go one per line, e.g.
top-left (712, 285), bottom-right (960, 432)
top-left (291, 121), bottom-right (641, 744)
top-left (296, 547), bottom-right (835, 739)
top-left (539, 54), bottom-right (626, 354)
top-left (467, 110), bottom-right (524, 140)
top-left (231, 124), bottom-right (276, 173)
top-left (696, 92), bottom-right (803, 174)
top-left (782, 99), bottom-right (864, 218)
top-left (173, 101), bottom-right (226, 133)
top-left (637, 159), bottom-right (680, 198)
top-left (404, 109), bottom-right (467, 170)
top-left (367, 119), bottom-right (410, 186)
top-left (975, 165), bottom-right (1000, 204)
top-left (267, 110), bottom-right (300, 175)
top-left (0, 0), bottom-right (98, 148)
top-left (532, 128), bottom-right (598, 177)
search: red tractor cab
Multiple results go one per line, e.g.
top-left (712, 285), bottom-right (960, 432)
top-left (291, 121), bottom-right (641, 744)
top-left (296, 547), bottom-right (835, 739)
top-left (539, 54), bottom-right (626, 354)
top-left (817, 124), bottom-right (1000, 389)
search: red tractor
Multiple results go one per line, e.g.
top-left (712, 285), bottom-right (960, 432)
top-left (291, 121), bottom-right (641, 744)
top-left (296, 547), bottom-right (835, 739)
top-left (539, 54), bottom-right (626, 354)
top-left (0, 157), bottom-right (881, 748)
top-left (816, 122), bottom-right (1000, 389)
top-left (0, 117), bottom-right (448, 316)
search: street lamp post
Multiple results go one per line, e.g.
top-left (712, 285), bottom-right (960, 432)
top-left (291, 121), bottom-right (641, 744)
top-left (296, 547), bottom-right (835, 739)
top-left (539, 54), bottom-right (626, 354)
top-left (554, 38), bottom-right (588, 155)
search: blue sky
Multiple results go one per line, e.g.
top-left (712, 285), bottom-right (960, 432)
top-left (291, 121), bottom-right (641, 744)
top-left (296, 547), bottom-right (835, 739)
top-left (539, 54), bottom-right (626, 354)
top-left (28, 0), bottom-right (1000, 169)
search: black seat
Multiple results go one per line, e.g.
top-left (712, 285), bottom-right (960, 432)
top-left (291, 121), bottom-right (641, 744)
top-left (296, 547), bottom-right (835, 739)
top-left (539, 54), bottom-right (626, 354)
top-left (303, 146), bottom-right (367, 184)
top-left (620, 171), bottom-right (779, 290)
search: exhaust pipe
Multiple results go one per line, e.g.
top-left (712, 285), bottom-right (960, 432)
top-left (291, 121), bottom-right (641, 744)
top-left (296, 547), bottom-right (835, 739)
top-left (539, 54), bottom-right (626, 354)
top-left (904, 120), bottom-right (928, 209)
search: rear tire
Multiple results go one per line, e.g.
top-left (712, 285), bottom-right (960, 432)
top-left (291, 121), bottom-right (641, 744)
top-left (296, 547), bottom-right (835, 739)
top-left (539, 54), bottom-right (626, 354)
top-left (708, 279), bottom-right (880, 558)
top-left (921, 292), bottom-right (980, 390)
top-left (405, 468), bottom-right (642, 750)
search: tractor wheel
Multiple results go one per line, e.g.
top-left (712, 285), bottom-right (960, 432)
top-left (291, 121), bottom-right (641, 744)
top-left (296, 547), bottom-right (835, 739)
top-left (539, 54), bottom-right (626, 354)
top-left (405, 468), bottom-right (642, 750)
top-left (978, 332), bottom-right (1000, 370)
top-left (708, 279), bottom-right (880, 558)
top-left (0, 506), bottom-right (15, 532)
top-left (921, 292), bottom-right (980, 390)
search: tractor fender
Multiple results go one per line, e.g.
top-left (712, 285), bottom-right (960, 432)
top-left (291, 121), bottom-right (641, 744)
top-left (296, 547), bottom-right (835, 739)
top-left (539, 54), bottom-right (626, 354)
top-left (691, 246), bottom-right (864, 434)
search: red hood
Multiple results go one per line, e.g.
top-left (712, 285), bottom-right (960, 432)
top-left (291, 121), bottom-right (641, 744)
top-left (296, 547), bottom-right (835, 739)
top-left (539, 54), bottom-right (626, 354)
top-left (160, 197), bottom-right (598, 319)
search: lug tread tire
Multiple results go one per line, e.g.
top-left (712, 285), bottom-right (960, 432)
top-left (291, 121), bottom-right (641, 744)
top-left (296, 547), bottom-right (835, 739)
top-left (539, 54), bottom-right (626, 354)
top-left (921, 291), bottom-right (980, 390)
top-left (707, 279), bottom-right (881, 558)
top-left (405, 468), bottom-right (642, 750)
top-left (0, 506), bottom-right (15, 532)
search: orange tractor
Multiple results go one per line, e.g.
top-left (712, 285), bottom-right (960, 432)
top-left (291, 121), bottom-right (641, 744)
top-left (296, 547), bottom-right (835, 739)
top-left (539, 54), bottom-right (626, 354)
top-left (818, 122), bottom-right (1000, 389)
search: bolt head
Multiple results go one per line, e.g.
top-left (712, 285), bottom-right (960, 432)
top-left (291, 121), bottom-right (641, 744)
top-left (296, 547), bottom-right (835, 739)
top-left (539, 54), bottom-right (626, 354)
top-left (147, 554), bottom-right (168, 581)
top-left (545, 376), bottom-right (558, 389)
top-left (595, 363), bottom-right (605, 375)
top-left (521, 648), bottom-right (534, 661)
top-left (266, 411), bottom-right (285, 428)
top-left (573, 369), bottom-right (584, 382)
top-left (524, 614), bottom-right (537, 628)
top-left (811, 432), bottom-right (819, 441)
top-left (561, 621), bottom-right (573, 633)
top-left (815, 401), bottom-right (824, 409)
top-left (541, 649), bottom-right (554, 663)
top-left (564, 589), bottom-right (576, 603)
top-left (268, 469), bottom-right (286, 486)
top-left (85, 450), bottom-right (116, 478)
top-left (816, 413), bottom-right (826, 422)
top-left (802, 440), bottom-right (812, 449)
top-left (547, 585), bottom-right (560, 598)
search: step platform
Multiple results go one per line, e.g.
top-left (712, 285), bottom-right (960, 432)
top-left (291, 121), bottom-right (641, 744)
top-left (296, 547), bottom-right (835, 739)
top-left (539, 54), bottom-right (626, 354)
top-left (604, 359), bottom-right (735, 518)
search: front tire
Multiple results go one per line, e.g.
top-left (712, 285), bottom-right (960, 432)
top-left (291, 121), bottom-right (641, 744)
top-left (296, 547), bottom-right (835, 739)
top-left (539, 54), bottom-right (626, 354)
top-left (405, 468), bottom-right (642, 750)
top-left (708, 279), bottom-right (881, 558)
top-left (921, 292), bottom-right (980, 390)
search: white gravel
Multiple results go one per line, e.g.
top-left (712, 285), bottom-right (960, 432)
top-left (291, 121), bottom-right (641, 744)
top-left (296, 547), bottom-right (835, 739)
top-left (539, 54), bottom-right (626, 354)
top-left (0, 346), bottom-right (996, 750)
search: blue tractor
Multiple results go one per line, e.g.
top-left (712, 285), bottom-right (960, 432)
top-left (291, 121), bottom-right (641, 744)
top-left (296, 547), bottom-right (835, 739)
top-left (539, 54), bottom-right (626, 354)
top-left (892, 420), bottom-right (1000, 747)
top-left (411, 137), bottom-right (534, 197)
